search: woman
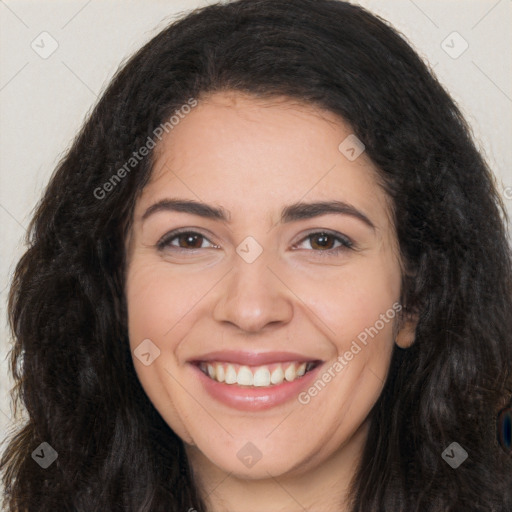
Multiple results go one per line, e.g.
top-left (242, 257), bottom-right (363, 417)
top-left (2, 0), bottom-right (511, 510)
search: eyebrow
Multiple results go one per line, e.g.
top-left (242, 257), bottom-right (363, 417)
top-left (141, 198), bottom-right (375, 229)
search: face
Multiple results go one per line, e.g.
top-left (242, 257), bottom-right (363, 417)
top-left (125, 91), bottom-right (411, 481)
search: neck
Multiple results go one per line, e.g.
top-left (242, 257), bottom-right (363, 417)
top-left (185, 420), bottom-right (369, 512)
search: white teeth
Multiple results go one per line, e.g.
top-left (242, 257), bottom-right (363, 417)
top-left (253, 367), bottom-right (271, 387)
top-left (237, 366), bottom-right (253, 386)
top-left (201, 361), bottom-right (316, 387)
top-left (216, 364), bottom-right (225, 383)
top-left (225, 364), bottom-right (237, 384)
top-left (270, 366), bottom-right (284, 385)
top-left (284, 363), bottom-right (297, 382)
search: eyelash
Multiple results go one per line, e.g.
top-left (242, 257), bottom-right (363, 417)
top-left (156, 228), bottom-right (354, 256)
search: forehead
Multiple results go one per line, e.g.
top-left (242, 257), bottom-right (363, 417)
top-left (137, 91), bottom-right (393, 230)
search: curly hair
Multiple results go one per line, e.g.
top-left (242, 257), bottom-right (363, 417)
top-left (2, 0), bottom-right (511, 510)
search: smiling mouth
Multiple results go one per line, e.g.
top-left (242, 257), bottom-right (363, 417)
top-left (197, 360), bottom-right (320, 387)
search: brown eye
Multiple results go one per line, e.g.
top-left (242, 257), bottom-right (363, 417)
top-left (176, 232), bottom-right (204, 249)
top-left (157, 230), bottom-right (217, 251)
top-left (309, 232), bottom-right (337, 250)
top-left (293, 230), bottom-right (354, 256)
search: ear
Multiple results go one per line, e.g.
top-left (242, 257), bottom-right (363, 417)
top-left (394, 308), bottom-right (418, 348)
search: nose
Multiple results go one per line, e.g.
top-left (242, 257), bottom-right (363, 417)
top-left (212, 253), bottom-right (294, 334)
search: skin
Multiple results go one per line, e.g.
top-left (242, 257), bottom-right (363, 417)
top-left (125, 91), bottom-right (417, 511)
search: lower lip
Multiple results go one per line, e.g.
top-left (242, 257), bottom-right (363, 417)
top-left (190, 363), bottom-right (323, 411)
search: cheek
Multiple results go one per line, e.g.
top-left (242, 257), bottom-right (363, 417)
top-left (126, 270), bottom-right (171, 346)
top-left (125, 258), bottom-right (213, 345)
top-left (294, 253), bottom-right (401, 346)
top-left (125, 267), bottom-right (157, 343)
top-left (125, 260), bottom-right (200, 443)
top-left (292, 251), bottom-right (400, 407)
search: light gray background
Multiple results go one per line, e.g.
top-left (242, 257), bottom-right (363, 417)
top-left (1, 0), bottom-right (511, 478)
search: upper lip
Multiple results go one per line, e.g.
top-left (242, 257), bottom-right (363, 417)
top-left (188, 350), bottom-right (322, 366)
